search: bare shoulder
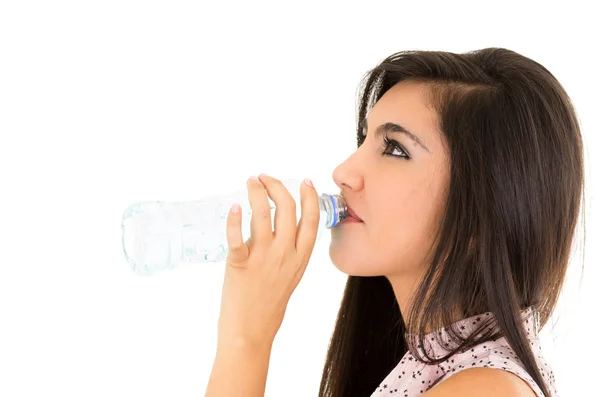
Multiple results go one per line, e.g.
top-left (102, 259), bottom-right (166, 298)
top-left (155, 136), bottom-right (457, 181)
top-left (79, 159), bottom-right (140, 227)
top-left (422, 368), bottom-right (537, 397)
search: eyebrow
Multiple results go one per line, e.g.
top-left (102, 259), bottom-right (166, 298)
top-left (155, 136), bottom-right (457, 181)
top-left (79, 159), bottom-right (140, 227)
top-left (361, 119), bottom-right (431, 154)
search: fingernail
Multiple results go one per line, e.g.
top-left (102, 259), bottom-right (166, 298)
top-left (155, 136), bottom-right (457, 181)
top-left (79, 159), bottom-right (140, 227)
top-left (249, 175), bottom-right (258, 181)
top-left (231, 203), bottom-right (241, 213)
top-left (304, 178), bottom-right (313, 187)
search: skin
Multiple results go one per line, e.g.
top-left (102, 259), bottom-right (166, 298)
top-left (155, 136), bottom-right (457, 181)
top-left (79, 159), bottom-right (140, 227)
top-left (330, 80), bottom-right (451, 318)
top-left (329, 80), bottom-right (536, 397)
top-left (206, 81), bottom-right (536, 397)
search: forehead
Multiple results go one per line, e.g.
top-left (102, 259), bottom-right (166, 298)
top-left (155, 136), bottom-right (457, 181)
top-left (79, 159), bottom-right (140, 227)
top-left (368, 81), bottom-right (443, 152)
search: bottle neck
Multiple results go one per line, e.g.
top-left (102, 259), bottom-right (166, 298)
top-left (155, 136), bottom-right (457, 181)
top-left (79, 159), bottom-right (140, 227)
top-left (319, 193), bottom-right (348, 228)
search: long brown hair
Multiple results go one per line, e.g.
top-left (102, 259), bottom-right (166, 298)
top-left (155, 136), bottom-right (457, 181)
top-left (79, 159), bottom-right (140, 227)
top-left (318, 48), bottom-right (586, 397)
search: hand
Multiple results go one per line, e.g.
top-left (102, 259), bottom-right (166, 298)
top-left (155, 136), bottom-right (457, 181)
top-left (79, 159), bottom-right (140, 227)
top-left (217, 174), bottom-right (321, 348)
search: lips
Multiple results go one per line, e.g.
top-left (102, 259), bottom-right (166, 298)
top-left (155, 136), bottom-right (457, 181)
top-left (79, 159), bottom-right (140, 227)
top-left (345, 205), bottom-right (362, 222)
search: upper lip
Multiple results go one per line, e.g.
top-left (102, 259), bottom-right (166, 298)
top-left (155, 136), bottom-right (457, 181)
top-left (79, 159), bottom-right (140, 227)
top-left (345, 204), bottom-right (363, 221)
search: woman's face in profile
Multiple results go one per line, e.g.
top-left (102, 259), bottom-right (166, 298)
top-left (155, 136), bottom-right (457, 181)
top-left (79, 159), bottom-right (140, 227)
top-left (330, 81), bottom-right (451, 283)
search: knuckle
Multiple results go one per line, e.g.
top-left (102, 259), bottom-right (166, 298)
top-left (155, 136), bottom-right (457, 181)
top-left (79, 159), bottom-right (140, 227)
top-left (285, 244), bottom-right (297, 256)
top-left (273, 241), bottom-right (294, 259)
top-left (279, 246), bottom-right (291, 260)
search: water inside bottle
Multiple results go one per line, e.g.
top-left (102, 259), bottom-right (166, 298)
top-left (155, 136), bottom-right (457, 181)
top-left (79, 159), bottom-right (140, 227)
top-left (122, 179), bottom-right (341, 275)
top-left (121, 201), bottom-right (182, 275)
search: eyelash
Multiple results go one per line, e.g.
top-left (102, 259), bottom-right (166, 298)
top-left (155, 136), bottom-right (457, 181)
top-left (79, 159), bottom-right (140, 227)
top-left (382, 136), bottom-right (410, 160)
top-left (357, 132), bottom-right (410, 160)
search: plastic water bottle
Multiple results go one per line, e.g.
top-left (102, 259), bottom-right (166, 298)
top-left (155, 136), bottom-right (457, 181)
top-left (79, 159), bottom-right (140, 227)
top-left (121, 178), bottom-right (348, 276)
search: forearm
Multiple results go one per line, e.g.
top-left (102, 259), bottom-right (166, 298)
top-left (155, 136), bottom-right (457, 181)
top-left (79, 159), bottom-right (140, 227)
top-left (205, 338), bottom-right (273, 397)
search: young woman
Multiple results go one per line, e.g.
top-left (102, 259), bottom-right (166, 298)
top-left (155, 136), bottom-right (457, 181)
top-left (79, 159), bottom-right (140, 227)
top-left (205, 48), bottom-right (584, 397)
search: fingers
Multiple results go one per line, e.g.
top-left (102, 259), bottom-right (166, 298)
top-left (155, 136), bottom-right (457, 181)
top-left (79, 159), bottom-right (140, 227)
top-left (295, 179), bottom-right (320, 261)
top-left (247, 176), bottom-right (273, 244)
top-left (257, 174), bottom-right (297, 247)
top-left (226, 203), bottom-right (250, 266)
top-left (226, 175), bottom-right (319, 270)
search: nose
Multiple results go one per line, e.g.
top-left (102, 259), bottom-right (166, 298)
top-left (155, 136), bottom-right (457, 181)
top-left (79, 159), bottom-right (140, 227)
top-left (332, 154), bottom-right (364, 194)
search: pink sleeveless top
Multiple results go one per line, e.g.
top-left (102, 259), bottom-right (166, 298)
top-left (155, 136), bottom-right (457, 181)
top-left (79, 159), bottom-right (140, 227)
top-left (370, 307), bottom-right (557, 396)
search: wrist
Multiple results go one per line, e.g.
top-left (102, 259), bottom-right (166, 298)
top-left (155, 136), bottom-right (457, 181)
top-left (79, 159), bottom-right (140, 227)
top-left (217, 334), bottom-right (274, 354)
top-left (206, 335), bottom-right (274, 396)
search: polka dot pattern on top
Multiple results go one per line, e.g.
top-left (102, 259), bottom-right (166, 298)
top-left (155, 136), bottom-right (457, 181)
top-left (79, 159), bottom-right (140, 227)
top-left (370, 307), bottom-right (557, 397)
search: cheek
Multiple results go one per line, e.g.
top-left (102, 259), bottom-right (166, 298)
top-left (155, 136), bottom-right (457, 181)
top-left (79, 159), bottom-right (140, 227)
top-left (373, 202), bottom-right (437, 274)
top-left (328, 172), bottom-right (449, 277)
top-left (327, 208), bottom-right (432, 277)
top-left (328, 227), bottom-right (426, 277)
top-left (364, 195), bottom-right (444, 275)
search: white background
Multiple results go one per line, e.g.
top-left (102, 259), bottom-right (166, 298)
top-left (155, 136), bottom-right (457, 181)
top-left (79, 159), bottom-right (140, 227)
top-left (1, 1), bottom-right (597, 396)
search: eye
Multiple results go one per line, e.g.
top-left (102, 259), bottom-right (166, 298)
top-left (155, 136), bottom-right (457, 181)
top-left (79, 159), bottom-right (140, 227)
top-left (382, 136), bottom-right (410, 160)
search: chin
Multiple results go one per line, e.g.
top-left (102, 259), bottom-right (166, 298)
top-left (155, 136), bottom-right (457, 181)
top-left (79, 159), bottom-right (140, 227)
top-left (328, 240), bottom-right (412, 278)
top-left (334, 267), bottom-right (383, 278)
top-left (328, 245), bottom-right (384, 277)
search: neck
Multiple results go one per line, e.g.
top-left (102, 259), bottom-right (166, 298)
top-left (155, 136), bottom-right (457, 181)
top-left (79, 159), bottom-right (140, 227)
top-left (386, 272), bottom-right (466, 335)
